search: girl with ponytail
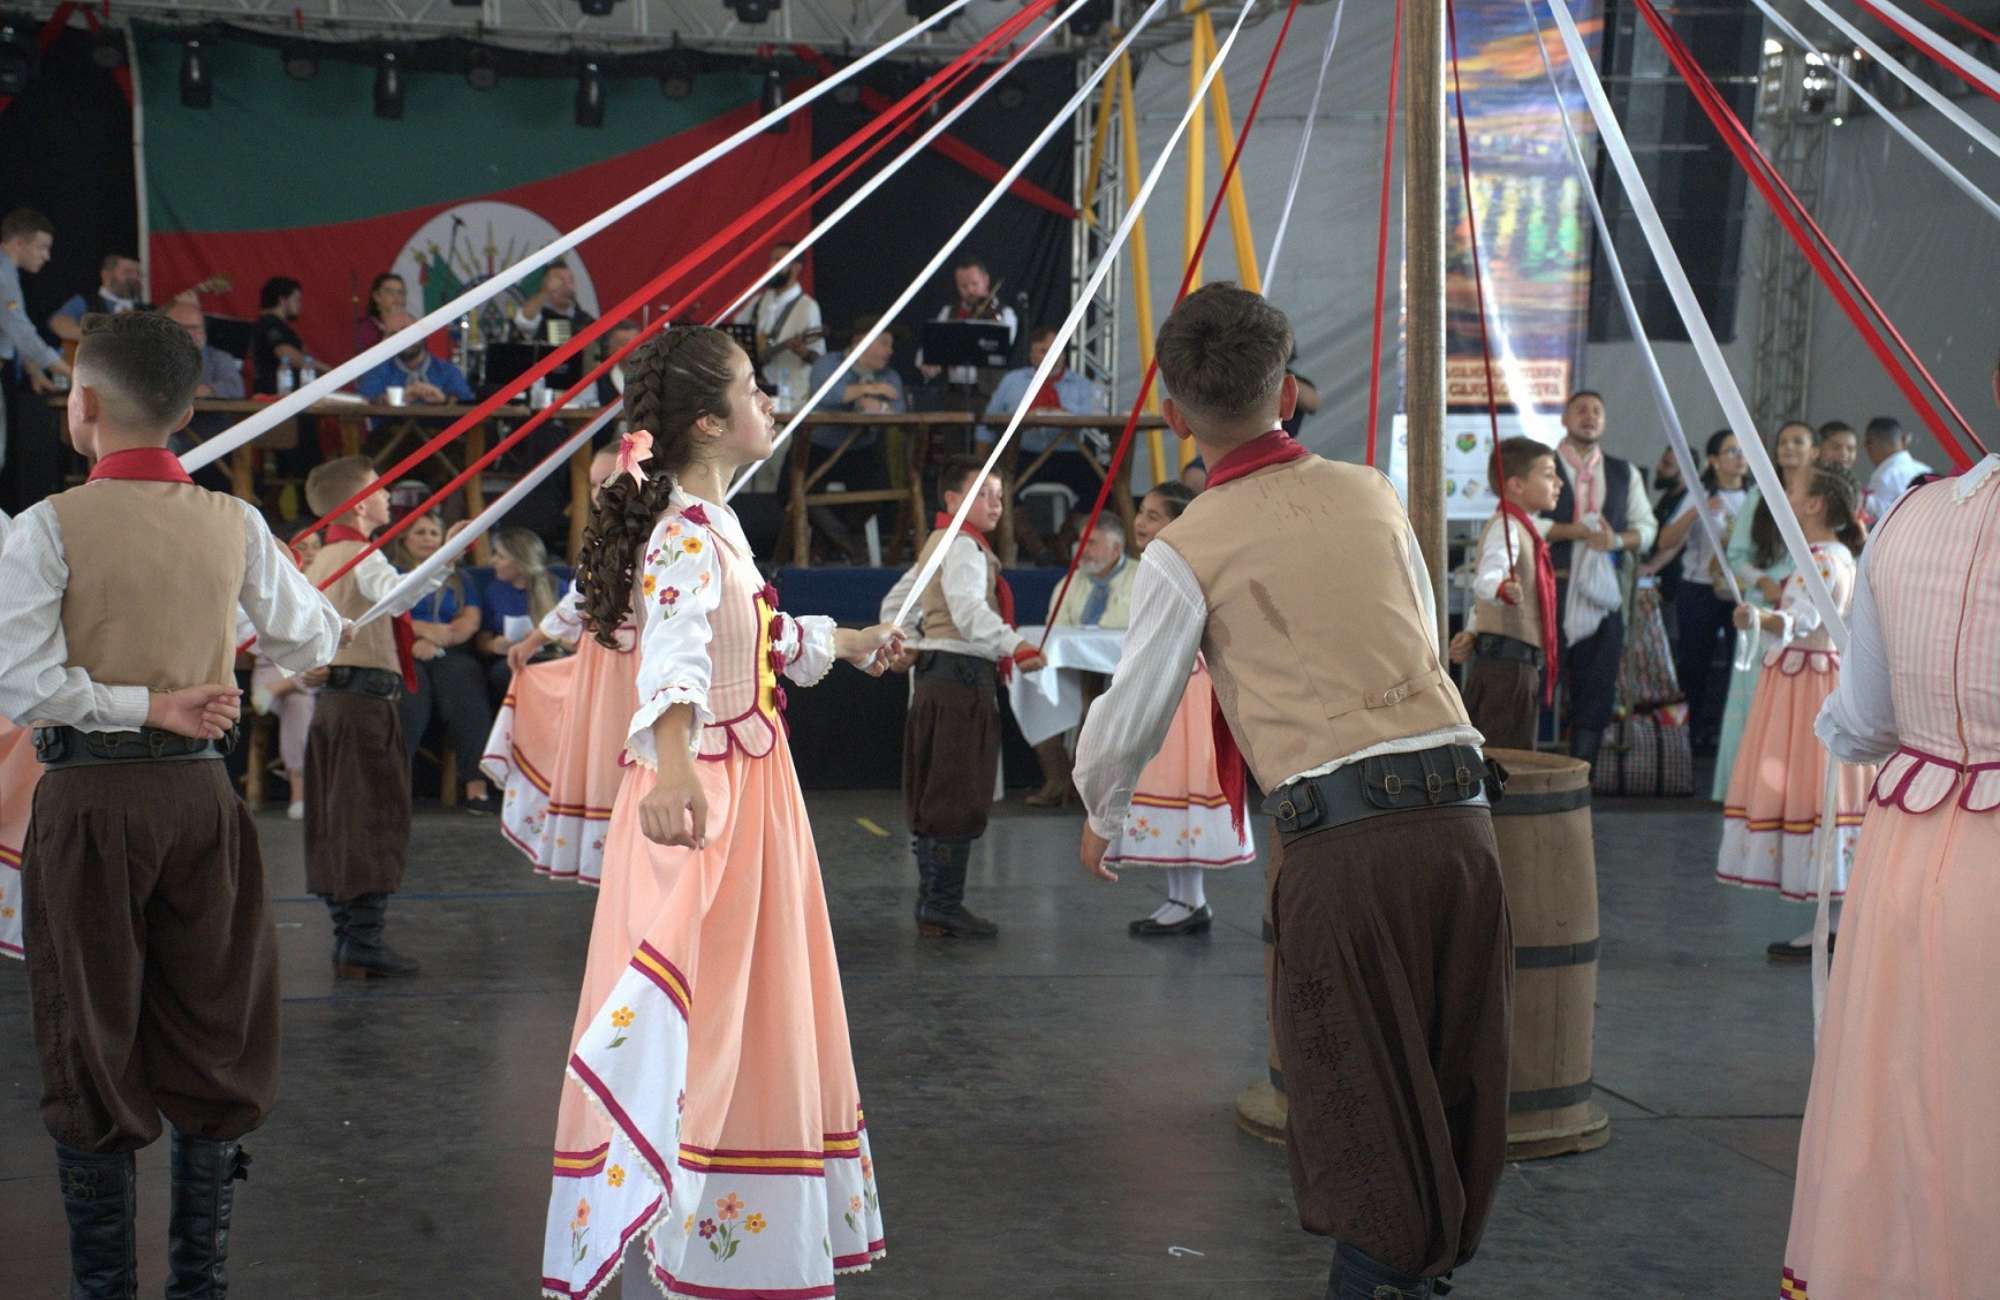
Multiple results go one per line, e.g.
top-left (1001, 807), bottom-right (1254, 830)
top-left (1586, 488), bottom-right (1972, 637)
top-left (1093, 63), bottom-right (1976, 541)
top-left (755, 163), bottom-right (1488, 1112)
top-left (1716, 466), bottom-right (1874, 961)
top-left (542, 326), bottom-right (904, 1298)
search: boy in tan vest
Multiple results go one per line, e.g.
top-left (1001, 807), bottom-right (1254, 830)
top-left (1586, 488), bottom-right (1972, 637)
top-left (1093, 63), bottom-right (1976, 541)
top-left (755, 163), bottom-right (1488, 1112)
top-left (1463, 435), bottom-right (1561, 751)
top-left (302, 456), bottom-right (449, 978)
top-left (1074, 285), bottom-right (1513, 1300)
top-left (0, 310), bottom-right (342, 1297)
top-left (881, 456), bottom-right (1044, 937)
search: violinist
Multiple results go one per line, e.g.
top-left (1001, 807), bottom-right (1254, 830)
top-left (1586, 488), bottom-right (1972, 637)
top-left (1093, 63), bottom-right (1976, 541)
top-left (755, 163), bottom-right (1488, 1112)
top-left (919, 255), bottom-right (1018, 394)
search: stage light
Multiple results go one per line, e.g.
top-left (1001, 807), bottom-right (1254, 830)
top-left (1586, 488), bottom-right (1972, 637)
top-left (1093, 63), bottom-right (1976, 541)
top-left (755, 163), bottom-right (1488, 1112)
top-left (180, 38), bottom-right (212, 109)
top-left (727, 0), bottom-right (781, 25)
top-left (281, 40), bottom-right (318, 81)
top-left (466, 46), bottom-right (498, 91)
top-left (577, 60), bottom-right (605, 127)
top-left (760, 65), bottom-right (787, 133)
top-left (92, 27), bottom-right (128, 70)
top-left (659, 49), bottom-right (697, 99)
top-left (579, 0), bottom-right (616, 16)
top-left (0, 27), bottom-right (31, 96)
top-left (375, 50), bottom-right (404, 120)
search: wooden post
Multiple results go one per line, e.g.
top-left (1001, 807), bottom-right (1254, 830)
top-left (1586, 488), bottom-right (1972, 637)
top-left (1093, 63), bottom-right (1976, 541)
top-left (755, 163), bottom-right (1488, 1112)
top-left (1183, 13), bottom-right (1208, 296)
top-left (567, 436), bottom-right (594, 563)
top-left (1403, 0), bottom-right (1449, 637)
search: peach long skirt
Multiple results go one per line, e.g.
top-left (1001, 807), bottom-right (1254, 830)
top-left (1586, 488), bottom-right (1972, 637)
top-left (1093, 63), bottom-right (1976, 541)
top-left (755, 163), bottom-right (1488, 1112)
top-left (1101, 666), bottom-right (1256, 871)
top-left (1716, 648), bottom-right (1873, 900)
top-left (483, 634), bottom-right (640, 887)
top-left (540, 732), bottom-right (883, 1300)
top-left (0, 716), bottom-right (35, 958)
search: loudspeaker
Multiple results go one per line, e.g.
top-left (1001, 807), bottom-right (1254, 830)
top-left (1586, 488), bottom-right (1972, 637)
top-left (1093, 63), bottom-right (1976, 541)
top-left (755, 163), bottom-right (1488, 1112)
top-left (1586, 1), bottom-right (1762, 345)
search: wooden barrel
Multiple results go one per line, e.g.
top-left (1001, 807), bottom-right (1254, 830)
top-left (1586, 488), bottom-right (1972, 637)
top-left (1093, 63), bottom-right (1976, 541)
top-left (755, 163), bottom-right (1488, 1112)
top-left (1487, 748), bottom-right (1610, 1160)
top-left (1234, 833), bottom-right (1287, 1145)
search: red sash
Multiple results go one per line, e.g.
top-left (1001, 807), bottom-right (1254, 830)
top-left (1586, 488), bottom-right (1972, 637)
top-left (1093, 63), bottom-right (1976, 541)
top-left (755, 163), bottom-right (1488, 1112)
top-left (88, 447), bottom-right (193, 484)
top-left (1030, 367), bottom-right (1067, 413)
top-left (324, 523), bottom-right (419, 692)
top-left (1497, 500), bottom-right (1559, 705)
top-left (1200, 430), bottom-right (1313, 835)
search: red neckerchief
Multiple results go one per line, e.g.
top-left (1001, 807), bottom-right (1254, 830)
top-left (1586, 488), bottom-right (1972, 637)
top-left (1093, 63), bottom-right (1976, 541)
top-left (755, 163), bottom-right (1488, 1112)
top-left (88, 448), bottom-right (193, 484)
top-left (1199, 430), bottom-right (1313, 834)
top-left (1030, 367), bottom-right (1067, 412)
top-left (323, 522), bottom-right (419, 692)
top-left (932, 511), bottom-right (1021, 681)
top-left (1498, 500), bottom-right (1560, 704)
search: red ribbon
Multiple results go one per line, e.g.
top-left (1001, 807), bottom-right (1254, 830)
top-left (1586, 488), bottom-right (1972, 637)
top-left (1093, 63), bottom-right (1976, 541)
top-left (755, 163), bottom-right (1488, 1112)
top-left (323, 523), bottom-right (420, 692)
top-left (1365, 0), bottom-right (1404, 469)
top-left (1913, 0), bottom-right (2000, 46)
top-left (1499, 499), bottom-right (1559, 705)
top-left (88, 447), bottom-right (194, 484)
top-left (1853, 0), bottom-right (2000, 104)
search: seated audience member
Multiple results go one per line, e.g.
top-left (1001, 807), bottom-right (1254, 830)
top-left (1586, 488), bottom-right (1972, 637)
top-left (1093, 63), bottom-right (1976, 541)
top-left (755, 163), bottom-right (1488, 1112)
top-left (982, 326), bottom-right (1108, 559)
top-left (593, 318), bottom-right (643, 413)
top-left (252, 276), bottom-right (314, 394)
top-left (803, 314), bottom-right (906, 564)
top-left (1029, 518), bottom-right (1137, 807)
top-left (166, 297), bottom-right (245, 401)
top-left (475, 527), bottom-right (559, 701)
top-left (48, 252), bottom-right (144, 342)
top-left (356, 311), bottom-right (475, 404)
top-left (354, 272), bottom-right (407, 356)
top-left (393, 511), bottom-right (497, 813)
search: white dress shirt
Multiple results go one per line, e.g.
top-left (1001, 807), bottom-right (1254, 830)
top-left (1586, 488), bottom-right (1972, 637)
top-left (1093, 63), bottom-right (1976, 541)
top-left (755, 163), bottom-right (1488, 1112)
top-left (541, 580), bottom-right (586, 641)
top-left (1471, 512), bottom-right (1553, 603)
top-left (1074, 525), bottom-right (1484, 840)
top-left (0, 496), bottom-right (343, 731)
top-left (1863, 448), bottom-right (1933, 521)
top-left (879, 535), bottom-right (1018, 662)
top-left (1550, 450), bottom-right (1660, 553)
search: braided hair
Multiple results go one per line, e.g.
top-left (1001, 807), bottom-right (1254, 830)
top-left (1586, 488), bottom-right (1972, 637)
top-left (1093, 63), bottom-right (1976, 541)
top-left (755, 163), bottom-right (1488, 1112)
top-left (576, 326), bottom-right (741, 646)
top-left (1805, 465), bottom-right (1866, 555)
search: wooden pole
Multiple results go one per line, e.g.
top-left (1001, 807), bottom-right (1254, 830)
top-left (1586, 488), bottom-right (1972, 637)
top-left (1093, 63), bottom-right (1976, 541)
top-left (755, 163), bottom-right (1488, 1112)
top-left (1402, 0), bottom-right (1449, 637)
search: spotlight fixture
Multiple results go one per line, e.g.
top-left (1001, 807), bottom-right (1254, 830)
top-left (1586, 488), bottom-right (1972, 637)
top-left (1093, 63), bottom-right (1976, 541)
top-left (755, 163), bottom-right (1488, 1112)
top-left (579, 0), bottom-right (616, 17)
top-left (760, 64), bottom-right (788, 133)
top-left (281, 40), bottom-right (319, 82)
top-left (576, 60), bottom-right (605, 127)
top-left (375, 50), bottom-right (404, 120)
top-left (0, 27), bottom-right (32, 97)
top-left (92, 26), bottom-right (128, 71)
top-left (180, 38), bottom-right (212, 109)
top-left (659, 48), bottom-right (697, 99)
top-left (725, 0), bottom-right (781, 26)
top-left (466, 45), bottom-right (499, 91)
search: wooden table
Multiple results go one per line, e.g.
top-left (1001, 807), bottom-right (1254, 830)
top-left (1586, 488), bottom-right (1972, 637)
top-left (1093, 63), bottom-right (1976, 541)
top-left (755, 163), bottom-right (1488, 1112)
top-left (780, 409), bottom-right (1168, 567)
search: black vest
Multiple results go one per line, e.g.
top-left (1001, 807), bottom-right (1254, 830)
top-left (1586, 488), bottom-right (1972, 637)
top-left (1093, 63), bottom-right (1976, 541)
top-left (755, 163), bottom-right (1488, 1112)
top-left (1547, 448), bottom-right (1634, 578)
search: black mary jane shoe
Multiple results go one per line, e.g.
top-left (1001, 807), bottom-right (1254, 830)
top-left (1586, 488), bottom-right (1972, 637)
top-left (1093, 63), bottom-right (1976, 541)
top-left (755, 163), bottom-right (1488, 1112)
top-left (1767, 933), bottom-right (1835, 963)
top-left (1130, 903), bottom-right (1213, 937)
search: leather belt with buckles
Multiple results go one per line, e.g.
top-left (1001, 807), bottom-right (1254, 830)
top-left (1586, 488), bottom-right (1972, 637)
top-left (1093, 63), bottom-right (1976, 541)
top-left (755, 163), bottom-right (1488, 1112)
top-left (1473, 633), bottom-right (1545, 669)
top-left (1266, 744), bottom-right (1501, 843)
top-left (34, 723), bottom-right (236, 770)
top-left (321, 666), bottom-right (403, 700)
top-left (913, 650), bottom-right (997, 690)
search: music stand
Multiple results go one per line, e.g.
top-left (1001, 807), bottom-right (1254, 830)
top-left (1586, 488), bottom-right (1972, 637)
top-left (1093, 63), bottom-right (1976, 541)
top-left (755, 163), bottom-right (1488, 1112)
top-left (921, 320), bottom-right (1011, 371)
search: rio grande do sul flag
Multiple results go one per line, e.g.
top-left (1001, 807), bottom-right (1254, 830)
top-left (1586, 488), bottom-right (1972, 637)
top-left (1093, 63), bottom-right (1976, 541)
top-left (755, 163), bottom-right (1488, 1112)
top-left (133, 23), bottom-right (812, 369)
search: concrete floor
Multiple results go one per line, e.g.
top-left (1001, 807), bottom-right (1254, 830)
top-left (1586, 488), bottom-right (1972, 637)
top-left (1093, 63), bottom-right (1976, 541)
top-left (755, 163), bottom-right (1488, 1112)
top-left (0, 789), bottom-right (1821, 1298)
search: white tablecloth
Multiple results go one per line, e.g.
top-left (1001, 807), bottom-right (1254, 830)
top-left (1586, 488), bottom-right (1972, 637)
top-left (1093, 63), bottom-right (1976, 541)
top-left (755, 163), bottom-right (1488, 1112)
top-left (1008, 624), bottom-right (1126, 746)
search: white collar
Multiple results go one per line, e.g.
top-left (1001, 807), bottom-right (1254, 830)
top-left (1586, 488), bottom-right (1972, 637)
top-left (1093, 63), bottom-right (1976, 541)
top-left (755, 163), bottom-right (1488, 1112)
top-left (667, 486), bottom-right (751, 556)
top-left (100, 289), bottom-right (135, 311)
top-left (1955, 454), bottom-right (2000, 501)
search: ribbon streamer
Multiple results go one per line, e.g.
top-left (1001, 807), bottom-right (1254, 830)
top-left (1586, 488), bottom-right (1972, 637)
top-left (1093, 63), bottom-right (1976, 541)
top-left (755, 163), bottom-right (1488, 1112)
top-left (1750, 0), bottom-right (2000, 228)
top-left (727, 0), bottom-right (1175, 499)
top-left (1260, 0), bottom-right (1346, 286)
top-left (1365, 0), bottom-right (1404, 468)
top-left (1914, 0), bottom-right (2000, 45)
top-left (1852, 0), bottom-right (2000, 106)
top-left (1792, 0), bottom-right (2000, 165)
top-left (893, 0), bottom-right (1263, 629)
top-left (180, 0), bottom-right (985, 471)
top-left (1542, 0), bottom-right (1848, 653)
top-left (1527, 7), bottom-right (1739, 607)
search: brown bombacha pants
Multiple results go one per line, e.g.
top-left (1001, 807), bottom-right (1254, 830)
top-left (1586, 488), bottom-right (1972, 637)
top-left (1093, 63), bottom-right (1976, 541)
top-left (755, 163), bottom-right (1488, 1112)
top-left (23, 761), bottom-right (280, 1153)
top-left (902, 652), bottom-right (1000, 840)
top-left (1269, 805), bottom-right (1513, 1278)
top-left (304, 690), bottom-right (411, 900)
top-left (1463, 653), bottom-right (1541, 752)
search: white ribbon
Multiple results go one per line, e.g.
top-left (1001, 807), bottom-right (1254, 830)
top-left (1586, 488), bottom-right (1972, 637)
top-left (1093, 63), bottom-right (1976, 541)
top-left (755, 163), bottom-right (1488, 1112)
top-left (726, 0), bottom-right (1174, 500)
top-left (1261, 0), bottom-right (1346, 286)
top-left (1753, 0), bottom-right (2000, 226)
top-left (1855, 0), bottom-right (2000, 103)
top-left (889, 0), bottom-right (1258, 627)
top-left (1528, 9), bottom-right (1740, 606)
top-left (354, 408), bottom-right (615, 627)
top-left (180, 0), bottom-right (983, 473)
top-left (1791, 0), bottom-right (2000, 167)
top-left (1545, 0), bottom-right (1848, 658)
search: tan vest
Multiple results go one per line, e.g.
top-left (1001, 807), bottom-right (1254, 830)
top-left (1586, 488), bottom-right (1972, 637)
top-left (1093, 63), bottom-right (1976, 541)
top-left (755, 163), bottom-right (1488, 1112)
top-left (915, 530), bottom-right (1000, 647)
top-left (308, 539), bottom-right (400, 673)
top-left (49, 479), bottom-right (244, 692)
top-left (1469, 512), bottom-right (1541, 647)
top-left (1162, 455), bottom-right (1470, 791)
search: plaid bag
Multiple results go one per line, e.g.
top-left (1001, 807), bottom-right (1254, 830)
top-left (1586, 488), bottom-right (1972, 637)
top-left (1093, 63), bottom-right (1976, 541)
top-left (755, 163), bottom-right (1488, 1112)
top-left (1616, 581), bottom-right (1683, 712)
top-left (1593, 702), bottom-right (1696, 798)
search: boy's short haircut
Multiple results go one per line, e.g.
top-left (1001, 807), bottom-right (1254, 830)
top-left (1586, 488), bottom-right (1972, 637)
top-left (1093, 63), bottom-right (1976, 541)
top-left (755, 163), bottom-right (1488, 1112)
top-left (1154, 283), bottom-right (1293, 423)
top-left (75, 311), bottom-right (202, 433)
top-left (305, 456), bottom-right (378, 518)
top-left (939, 454), bottom-right (1001, 500)
top-left (1492, 435), bottom-right (1555, 497)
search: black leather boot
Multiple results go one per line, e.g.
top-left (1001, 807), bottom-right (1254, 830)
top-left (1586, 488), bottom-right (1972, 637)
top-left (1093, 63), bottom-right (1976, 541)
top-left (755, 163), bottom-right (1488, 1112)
top-left (915, 838), bottom-right (998, 939)
top-left (911, 837), bottom-right (938, 924)
top-left (335, 893), bottom-right (420, 978)
top-left (324, 896), bottom-right (351, 971)
top-left (55, 1143), bottom-right (136, 1300)
top-left (167, 1133), bottom-right (250, 1299)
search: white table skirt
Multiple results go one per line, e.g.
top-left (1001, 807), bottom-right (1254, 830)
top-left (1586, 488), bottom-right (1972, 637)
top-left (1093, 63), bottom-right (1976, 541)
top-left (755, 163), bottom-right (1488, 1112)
top-left (1007, 624), bottom-right (1126, 746)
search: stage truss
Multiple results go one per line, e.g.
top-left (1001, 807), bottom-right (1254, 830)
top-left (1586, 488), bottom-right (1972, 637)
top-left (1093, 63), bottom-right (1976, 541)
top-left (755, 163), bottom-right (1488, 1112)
top-left (1751, 41), bottom-right (1830, 436)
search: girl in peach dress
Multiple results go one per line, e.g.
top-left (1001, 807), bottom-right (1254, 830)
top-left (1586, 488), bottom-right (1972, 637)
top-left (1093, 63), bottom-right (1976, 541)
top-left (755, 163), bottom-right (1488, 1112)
top-left (1783, 452), bottom-right (2000, 1299)
top-left (1715, 470), bottom-right (1873, 960)
top-left (1102, 482), bottom-right (1255, 936)
top-left (540, 328), bottom-right (901, 1300)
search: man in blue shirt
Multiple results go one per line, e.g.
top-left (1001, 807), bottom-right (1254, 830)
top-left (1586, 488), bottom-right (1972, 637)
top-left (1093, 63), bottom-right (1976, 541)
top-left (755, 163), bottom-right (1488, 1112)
top-left (803, 314), bottom-right (906, 564)
top-left (2, 209), bottom-right (73, 512)
top-left (356, 311), bottom-right (474, 404)
top-left (981, 325), bottom-right (1108, 561)
top-left (49, 253), bottom-right (144, 346)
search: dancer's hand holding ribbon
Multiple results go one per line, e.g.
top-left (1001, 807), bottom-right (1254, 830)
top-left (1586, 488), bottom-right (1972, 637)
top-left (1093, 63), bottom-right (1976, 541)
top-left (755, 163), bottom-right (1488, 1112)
top-left (837, 623), bottom-right (906, 677)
